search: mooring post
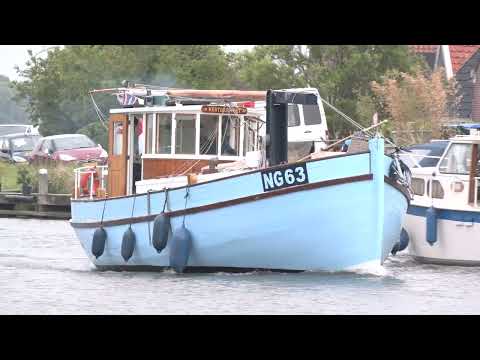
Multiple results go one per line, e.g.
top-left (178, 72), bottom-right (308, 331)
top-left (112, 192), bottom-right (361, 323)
top-left (38, 169), bottom-right (48, 195)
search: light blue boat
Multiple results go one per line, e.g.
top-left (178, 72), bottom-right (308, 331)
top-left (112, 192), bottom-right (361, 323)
top-left (70, 88), bottom-right (410, 272)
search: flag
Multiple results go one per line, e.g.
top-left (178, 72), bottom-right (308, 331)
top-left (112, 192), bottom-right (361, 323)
top-left (116, 91), bottom-right (138, 106)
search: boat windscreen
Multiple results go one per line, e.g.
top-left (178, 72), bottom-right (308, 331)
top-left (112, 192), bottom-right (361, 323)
top-left (402, 141), bottom-right (449, 168)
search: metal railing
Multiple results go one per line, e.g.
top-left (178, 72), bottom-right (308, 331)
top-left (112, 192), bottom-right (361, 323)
top-left (73, 165), bottom-right (108, 200)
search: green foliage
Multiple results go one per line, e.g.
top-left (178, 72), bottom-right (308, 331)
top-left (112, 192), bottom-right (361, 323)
top-left (0, 75), bottom-right (28, 124)
top-left (0, 162), bottom-right (18, 190)
top-left (12, 45), bottom-right (233, 136)
top-left (77, 122), bottom-right (108, 149)
top-left (44, 163), bottom-right (76, 194)
top-left (12, 45), bottom-right (426, 141)
top-left (16, 164), bottom-right (32, 186)
top-left (231, 45), bottom-right (424, 137)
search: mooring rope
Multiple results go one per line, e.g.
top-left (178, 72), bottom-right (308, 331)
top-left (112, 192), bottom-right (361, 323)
top-left (182, 185), bottom-right (190, 227)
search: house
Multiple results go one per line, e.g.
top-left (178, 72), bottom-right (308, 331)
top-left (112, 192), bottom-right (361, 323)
top-left (410, 45), bottom-right (480, 121)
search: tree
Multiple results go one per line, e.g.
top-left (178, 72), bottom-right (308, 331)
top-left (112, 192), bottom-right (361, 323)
top-left (230, 45), bottom-right (424, 137)
top-left (12, 45), bottom-right (233, 142)
top-left (370, 68), bottom-right (457, 145)
top-left (0, 75), bottom-right (28, 124)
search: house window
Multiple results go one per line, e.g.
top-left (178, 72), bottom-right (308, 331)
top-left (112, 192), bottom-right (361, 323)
top-left (411, 178), bottom-right (425, 196)
top-left (175, 114), bottom-right (196, 154)
top-left (145, 114), bottom-right (154, 154)
top-left (221, 115), bottom-right (240, 156)
top-left (156, 113), bottom-right (172, 154)
top-left (199, 114), bottom-right (219, 155)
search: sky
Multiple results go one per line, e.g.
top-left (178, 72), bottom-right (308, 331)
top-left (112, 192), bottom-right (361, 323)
top-left (0, 45), bottom-right (254, 81)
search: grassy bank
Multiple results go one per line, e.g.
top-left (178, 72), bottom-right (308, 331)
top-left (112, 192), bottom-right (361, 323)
top-left (0, 162), bottom-right (19, 191)
top-left (0, 161), bottom-right (76, 194)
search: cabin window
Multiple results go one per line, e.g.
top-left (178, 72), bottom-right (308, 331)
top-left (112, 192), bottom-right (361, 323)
top-left (113, 122), bottom-right (123, 155)
top-left (439, 143), bottom-right (472, 175)
top-left (303, 105), bottom-right (322, 125)
top-left (221, 115), bottom-right (240, 156)
top-left (411, 178), bottom-right (425, 196)
top-left (156, 113), bottom-right (172, 154)
top-left (288, 104), bottom-right (300, 127)
top-left (145, 114), bottom-right (154, 154)
top-left (243, 118), bottom-right (257, 155)
top-left (199, 114), bottom-right (219, 155)
top-left (175, 114), bottom-right (196, 154)
top-left (427, 180), bottom-right (445, 199)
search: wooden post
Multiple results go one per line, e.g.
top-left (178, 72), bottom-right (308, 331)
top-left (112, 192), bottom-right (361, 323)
top-left (38, 169), bottom-right (48, 195)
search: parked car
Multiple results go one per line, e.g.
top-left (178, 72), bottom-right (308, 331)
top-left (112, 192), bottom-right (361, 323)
top-left (0, 124), bottom-right (40, 136)
top-left (0, 133), bottom-right (41, 163)
top-left (29, 134), bottom-right (108, 164)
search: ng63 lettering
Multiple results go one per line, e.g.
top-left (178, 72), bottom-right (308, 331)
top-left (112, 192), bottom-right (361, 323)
top-left (261, 164), bottom-right (309, 192)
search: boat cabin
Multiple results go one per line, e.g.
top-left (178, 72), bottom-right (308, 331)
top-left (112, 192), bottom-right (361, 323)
top-left (401, 135), bottom-right (480, 210)
top-left (73, 87), bottom-right (329, 200)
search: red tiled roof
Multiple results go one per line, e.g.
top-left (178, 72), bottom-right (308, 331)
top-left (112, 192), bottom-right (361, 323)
top-left (449, 45), bottom-right (480, 73)
top-left (410, 45), bottom-right (480, 73)
top-left (410, 45), bottom-right (438, 53)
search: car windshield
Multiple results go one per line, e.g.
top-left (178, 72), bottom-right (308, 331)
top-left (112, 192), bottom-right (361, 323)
top-left (53, 136), bottom-right (96, 150)
top-left (0, 126), bottom-right (28, 136)
top-left (11, 136), bottom-right (39, 152)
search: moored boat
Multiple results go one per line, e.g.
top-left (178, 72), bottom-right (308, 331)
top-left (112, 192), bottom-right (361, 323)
top-left (401, 134), bottom-right (480, 265)
top-left (70, 87), bottom-right (410, 272)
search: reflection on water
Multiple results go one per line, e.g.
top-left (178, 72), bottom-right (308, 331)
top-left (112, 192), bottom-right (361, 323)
top-left (1, 218), bottom-right (480, 314)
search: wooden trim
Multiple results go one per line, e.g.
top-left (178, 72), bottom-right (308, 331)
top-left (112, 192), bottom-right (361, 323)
top-left (384, 176), bottom-right (411, 204)
top-left (72, 150), bottom-right (371, 203)
top-left (469, 144), bottom-right (479, 204)
top-left (71, 174), bottom-right (373, 228)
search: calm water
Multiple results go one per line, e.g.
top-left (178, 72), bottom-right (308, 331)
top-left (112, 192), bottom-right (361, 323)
top-left (1, 217), bottom-right (479, 315)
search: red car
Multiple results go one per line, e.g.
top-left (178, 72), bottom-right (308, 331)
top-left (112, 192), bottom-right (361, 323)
top-left (29, 134), bottom-right (108, 164)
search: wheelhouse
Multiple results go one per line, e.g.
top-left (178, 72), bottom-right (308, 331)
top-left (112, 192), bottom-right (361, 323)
top-left (103, 103), bottom-right (264, 197)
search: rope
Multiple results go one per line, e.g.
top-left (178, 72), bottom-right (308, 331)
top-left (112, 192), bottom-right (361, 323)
top-left (89, 93), bottom-right (108, 130)
top-left (182, 185), bottom-right (190, 227)
top-left (100, 197), bottom-right (107, 226)
top-left (129, 194), bottom-right (136, 229)
top-left (162, 188), bottom-right (169, 212)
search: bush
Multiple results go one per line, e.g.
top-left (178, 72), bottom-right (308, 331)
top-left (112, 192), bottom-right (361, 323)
top-left (46, 163), bottom-right (76, 194)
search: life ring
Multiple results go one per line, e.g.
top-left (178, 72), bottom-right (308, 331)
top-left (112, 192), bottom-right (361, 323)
top-left (80, 169), bottom-right (100, 197)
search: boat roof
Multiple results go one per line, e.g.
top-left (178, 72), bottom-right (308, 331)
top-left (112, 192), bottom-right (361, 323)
top-left (110, 104), bottom-right (265, 117)
top-left (450, 135), bottom-right (480, 144)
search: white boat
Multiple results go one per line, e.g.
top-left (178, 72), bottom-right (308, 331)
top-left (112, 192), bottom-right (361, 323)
top-left (401, 134), bottom-right (480, 265)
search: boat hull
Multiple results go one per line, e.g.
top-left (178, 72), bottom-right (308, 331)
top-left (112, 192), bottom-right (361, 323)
top-left (71, 141), bottom-right (409, 272)
top-left (405, 205), bottom-right (480, 266)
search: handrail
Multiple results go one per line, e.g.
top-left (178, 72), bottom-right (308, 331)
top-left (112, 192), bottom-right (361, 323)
top-left (73, 165), bottom-right (108, 200)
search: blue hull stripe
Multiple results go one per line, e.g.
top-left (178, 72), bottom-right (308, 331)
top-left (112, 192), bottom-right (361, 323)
top-left (407, 205), bottom-right (480, 223)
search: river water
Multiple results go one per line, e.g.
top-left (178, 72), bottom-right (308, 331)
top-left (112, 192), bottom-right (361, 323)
top-left (1, 217), bottom-right (479, 315)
